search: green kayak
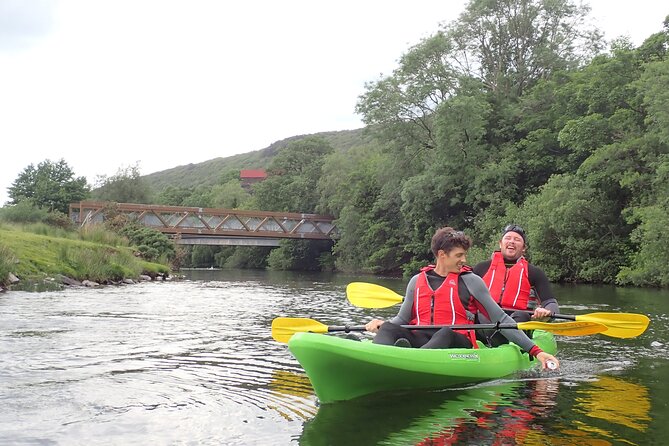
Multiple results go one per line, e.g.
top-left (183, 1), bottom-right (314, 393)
top-left (288, 330), bottom-right (556, 404)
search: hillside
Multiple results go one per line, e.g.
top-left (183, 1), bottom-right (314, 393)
top-left (142, 127), bottom-right (371, 192)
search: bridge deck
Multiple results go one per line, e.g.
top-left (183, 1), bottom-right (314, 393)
top-left (69, 201), bottom-right (337, 244)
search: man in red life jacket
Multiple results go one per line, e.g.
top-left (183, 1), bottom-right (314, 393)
top-left (472, 224), bottom-right (559, 347)
top-left (365, 227), bottom-right (559, 370)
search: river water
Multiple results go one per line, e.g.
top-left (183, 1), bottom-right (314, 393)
top-left (1, 269), bottom-right (667, 445)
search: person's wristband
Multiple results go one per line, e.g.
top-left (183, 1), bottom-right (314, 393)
top-left (529, 345), bottom-right (543, 358)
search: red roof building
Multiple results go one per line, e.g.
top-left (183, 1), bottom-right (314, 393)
top-left (240, 169), bottom-right (267, 179)
top-left (240, 169), bottom-right (267, 191)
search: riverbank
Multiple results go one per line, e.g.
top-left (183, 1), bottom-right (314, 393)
top-left (0, 225), bottom-right (170, 292)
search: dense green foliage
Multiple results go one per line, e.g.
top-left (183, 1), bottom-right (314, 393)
top-left (267, 240), bottom-right (335, 271)
top-left (306, 1), bottom-right (667, 286)
top-left (251, 136), bottom-right (334, 213)
top-left (171, 136), bottom-right (339, 270)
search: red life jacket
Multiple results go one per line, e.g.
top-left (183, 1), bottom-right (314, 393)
top-left (482, 251), bottom-right (533, 310)
top-left (410, 265), bottom-right (477, 347)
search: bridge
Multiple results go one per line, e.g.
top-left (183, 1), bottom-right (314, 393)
top-left (69, 201), bottom-right (337, 247)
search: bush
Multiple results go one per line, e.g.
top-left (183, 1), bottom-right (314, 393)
top-left (20, 222), bottom-right (72, 239)
top-left (617, 204), bottom-right (669, 286)
top-left (78, 224), bottom-right (129, 247)
top-left (223, 247), bottom-right (271, 269)
top-left (0, 244), bottom-right (18, 286)
top-left (267, 240), bottom-right (333, 271)
top-left (0, 202), bottom-right (54, 224)
top-left (169, 245), bottom-right (189, 271)
top-left (58, 245), bottom-right (142, 282)
top-left (118, 224), bottom-right (175, 262)
top-left (0, 202), bottom-right (74, 232)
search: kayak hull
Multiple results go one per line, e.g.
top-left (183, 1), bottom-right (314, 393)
top-left (288, 330), bottom-right (556, 403)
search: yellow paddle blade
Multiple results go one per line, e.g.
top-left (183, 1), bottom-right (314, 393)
top-left (346, 282), bottom-right (403, 308)
top-left (575, 313), bottom-right (650, 339)
top-left (518, 320), bottom-right (607, 336)
top-left (271, 317), bottom-right (328, 343)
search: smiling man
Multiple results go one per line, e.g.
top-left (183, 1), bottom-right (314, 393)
top-left (472, 224), bottom-right (560, 346)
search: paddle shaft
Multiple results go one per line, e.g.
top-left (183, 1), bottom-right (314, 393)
top-left (504, 309), bottom-right (579, 321)
top-left (271, 316), bottom-right (606, 343)
top-left (324, 323), bottom-right (534, 334)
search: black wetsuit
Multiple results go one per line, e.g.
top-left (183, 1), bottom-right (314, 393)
top-left (473, 258), bottom-right (559, 346)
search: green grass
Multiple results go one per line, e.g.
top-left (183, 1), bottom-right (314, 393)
top-left (78, 224), bottom-right (130, 246)
top-left (0, 244), bottom-right (18, 284)
top-left (0, 225), bottom-right (169, 288)
top-left (0, 221), bottom-right (130, 247)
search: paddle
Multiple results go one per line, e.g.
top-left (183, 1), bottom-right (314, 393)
top-left (347, 282), bottom-right (404, 308)
top-left (271, 317), bottom-right (607, 344)
top-left (505, 309), bottom-right (650, 339)
top-left (346, 282), bottom-right (650, 339)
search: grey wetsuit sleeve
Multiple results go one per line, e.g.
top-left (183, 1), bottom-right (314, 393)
top-left (388, 274), bottom-right (419, 325)
top-left (462, 273), bottom-right (537, 353)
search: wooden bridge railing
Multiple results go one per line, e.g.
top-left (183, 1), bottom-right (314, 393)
top-left (69, 201), bottom-right (337, 240)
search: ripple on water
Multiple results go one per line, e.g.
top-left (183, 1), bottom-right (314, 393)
top-left (0, 280), bottom-right (322, 444)
top-left (4, 277), bottom-right (665, 445)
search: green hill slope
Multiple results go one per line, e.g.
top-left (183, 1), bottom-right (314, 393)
top-left (142, 128), bottom-right (369, 192)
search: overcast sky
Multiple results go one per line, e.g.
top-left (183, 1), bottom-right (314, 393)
top-left (1, 0), bottom-right (667, 205)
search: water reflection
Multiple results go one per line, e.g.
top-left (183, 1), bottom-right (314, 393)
top-left (299, 378), bottom-right (560, 446)
top-left (267, 370), bottom-right (317, 422)
top-left (558, 375), bottom-right (650, 445)
top-left (578, 376), bottom-right (650, 431)
top-left (298, 375), bottom-right (650, 445)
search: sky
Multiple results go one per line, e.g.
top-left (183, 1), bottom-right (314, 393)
top-left (1, 0), bottom-right (667, 205)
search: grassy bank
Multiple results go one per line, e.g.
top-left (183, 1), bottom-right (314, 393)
top-left (0, 224), bottom-right (170, 290)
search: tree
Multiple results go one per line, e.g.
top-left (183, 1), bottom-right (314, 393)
top-left (93, 163), bottom-right (152, 204)
top-left (156, 185), bottom-right (195, 206)
top-left (267, 240), bottom-right (334, 271)
top-left (210, 179), bottom-right (251, 209)
top-left (238, 137), bottom-right (335, 271)
top-left (618, 200), bottom-right (669, 286)
top-left (356, 32), bottom-right (460, 153)
top-left (448, 0), bottom-right (602, 97)
top-left (514, 173), bottom-right (627, 283)
top-left (638, 57), bottom-right (669, 144)
top-left (155, 184), bottom-right (222, 208)
top-left (252, 136), bottom-right (334, 213)
top-left (8, 159), bottom-right (90, 213)
top-left (190, 245), bottom-right (218, 267)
